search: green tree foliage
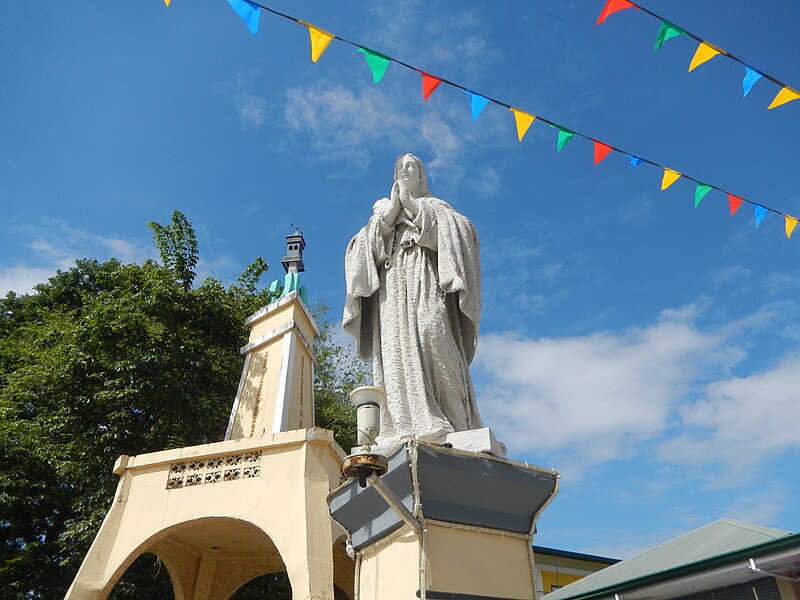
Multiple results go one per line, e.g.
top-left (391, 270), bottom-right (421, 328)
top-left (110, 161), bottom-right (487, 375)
top-left (0, 212), bottom-right (364, 599)
top-left (148, 211), bottom-right (199, 293)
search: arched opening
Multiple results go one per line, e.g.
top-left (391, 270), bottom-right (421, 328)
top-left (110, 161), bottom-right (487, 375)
top-left (332, 535), bottom-right (355, 600)
top-left (228, 572), bottom-right (291, 599)
top-left (108, 553), bottom-right (174, 599)
top-left (222, 534), bottom-right (354, 600)
top-left (229, 573), bottom-right (352, 600)
top-left (102, 517), bottom-right (291, 600)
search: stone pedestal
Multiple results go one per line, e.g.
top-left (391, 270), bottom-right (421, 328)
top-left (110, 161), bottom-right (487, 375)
top-left (445, 426), bottom-right (507, 456)
top-left (373, 427), bottom-right (507, 458)
top-left (329, 441), bottom-right (560, 600)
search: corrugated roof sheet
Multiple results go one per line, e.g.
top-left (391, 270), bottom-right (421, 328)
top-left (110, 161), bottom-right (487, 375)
top-left (545, 519), bottom-right (792, 600)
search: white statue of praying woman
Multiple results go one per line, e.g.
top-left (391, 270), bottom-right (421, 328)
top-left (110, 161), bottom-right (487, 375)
top-left (343, 153), bottom-right (483, 445)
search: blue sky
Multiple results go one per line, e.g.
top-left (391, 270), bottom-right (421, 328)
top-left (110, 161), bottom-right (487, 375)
top-left (3, 0), bottom-right (800, 559)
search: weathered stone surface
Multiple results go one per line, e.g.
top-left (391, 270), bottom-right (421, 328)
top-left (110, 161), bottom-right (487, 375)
top-left (344, 154), bottom-right (483, 445)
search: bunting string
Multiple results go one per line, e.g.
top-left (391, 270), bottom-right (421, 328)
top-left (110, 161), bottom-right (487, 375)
top-left (596, 0), bottom-right (800, 110)
top-left (169, 0), bottom-right (800, 240)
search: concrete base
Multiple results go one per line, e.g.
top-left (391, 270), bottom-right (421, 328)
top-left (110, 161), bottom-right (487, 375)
top-left (329, 441), bottom-right (560, 600)
top-left (369, 427), bottom-right (507, 458)
top-left (445, 427), bottom-right (507, 457)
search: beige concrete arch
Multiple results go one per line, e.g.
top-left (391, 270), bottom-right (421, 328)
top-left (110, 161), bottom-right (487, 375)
top-left (66, 429), bottom-right (345, 600)
top-left (102, 516), bottom-right (288, 600)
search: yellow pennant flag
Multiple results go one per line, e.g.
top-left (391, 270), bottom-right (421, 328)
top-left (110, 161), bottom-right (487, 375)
top-left (510, 108), bottom-right (535, 142)
top-left (689, 42), bottom-right (722, 72)
top-left (785, 216), bottom-right (798, 240)
top-left (164, 0), bottom-right (170, 5)
top-left (661, 168), bottom-right (681, 190)
top-left (768, 86), bottom-right (800, 110)
top-left (299, 21), bottom-right (335, 63)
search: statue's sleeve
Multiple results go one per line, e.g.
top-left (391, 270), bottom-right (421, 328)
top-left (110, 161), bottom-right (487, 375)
top-left (343, 215), bottom-right (387, 361)
top-left (413, 201), bottom-right (438, 251)
top-left (431, 202), bottom-right (481, 364)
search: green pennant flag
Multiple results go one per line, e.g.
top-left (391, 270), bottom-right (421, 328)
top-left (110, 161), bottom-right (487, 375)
top-left (694, 184), bottom-right (712, 208)
top-left (357, 48), bottom-right (391, 83)
top-left (554, 126), bottom-right (575, 151)
top-left (653, 21), bottom-right (688, 52)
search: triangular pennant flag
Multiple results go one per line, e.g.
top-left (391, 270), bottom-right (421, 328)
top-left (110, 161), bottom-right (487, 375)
top-left (694, 184), bottom-right (712, 208)
top-left (420, 72), bottom-right (442, 100)
top-left (768, 86), bottom-right (800, 110)
top-left (742, 67), bottom-right (762, 97)
top-left (227, 0), bottom-right (260, 36)
top-left (653, 21), bottom-right (688, 52)
top-left (357, 48), bottom-right (391, 83)
top-left (689, 42), bottom-right (722, 71)
top-left (661, 168), bottom-right (681, 190)
top-left (593, 140), bottom-right (614, 164)
top-left (754, 205), bottom-right (768, 228)
top-left (467, 91), bottom-right (490, 122)
top-left (164, 0), bottom-right (171, 6)
top-left (510, 108), bottom-right (535, 141)
top-left (301, 22), bottom-right (334, 63)
top-left (785, 216), bottom-right (798, 240)
top-left (596, 0), bottom-right (635, 25)
top-left (728, 193), bottom-right (744, 216)
top-left (554, 127), bottom-right (575, 151)
top-left (627, 155), bottom-right (643, 167)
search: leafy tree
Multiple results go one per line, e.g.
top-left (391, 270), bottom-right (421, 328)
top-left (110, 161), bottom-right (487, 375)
top-left (148, 211), bottom-right (199, 293)
top-left (0, 212), bottom-right (364, 599)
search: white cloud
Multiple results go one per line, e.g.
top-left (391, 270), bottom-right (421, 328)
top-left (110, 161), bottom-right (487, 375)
top-left (0, 267), bottom-right (58, 296)
top-left (365, 3), bottom-right (497, 74)
top-left (0, 221), bottom-right (152, 296)
top-left (216, 69), bottom-right (269, 130)
top-left (235, 91), bottom-right (267, 129)
top-left (659, 356), bottom-right (800, 472)
top-left (37, 221), bottom-right (150, 265)
top-left (418, 117), bottom-right (463, 177)
top-left (708, 265), bottom-right (751, 286)
top-left (282, 82), bottom-right (486, 190)
top-left (196, 255), bottom-right (238, 283)
top-left (284, 84), bottom-right (413, 169)
top-left (474, 294), bottom-right (800, 487)
top-left (722, 486), bottom-right (789, 525)
top-left (475, 309), bottom-right (729, 466)
top-left (763, 271), bottom-right (797, 296)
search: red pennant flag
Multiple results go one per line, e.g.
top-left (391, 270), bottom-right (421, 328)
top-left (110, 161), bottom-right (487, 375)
top-left (420, 72), bottom-right (442, 101)
top-left (728, 193), bottom-right (744, 216)
top-left (593, 140), bottom-right (614, 164)
top-left (596, 0), bottom-right (635, 25)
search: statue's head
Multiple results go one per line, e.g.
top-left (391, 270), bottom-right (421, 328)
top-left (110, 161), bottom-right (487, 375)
top-left (394, 153), bottom-right (430, 197)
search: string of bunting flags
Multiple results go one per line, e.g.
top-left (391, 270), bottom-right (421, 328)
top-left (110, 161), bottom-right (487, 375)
top-left (163, 0), bottom-right (800, 240)
top-left (596, 0), bottom-right (800, 110)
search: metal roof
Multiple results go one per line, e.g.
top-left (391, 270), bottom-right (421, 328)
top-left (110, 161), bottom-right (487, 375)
top-left (545, 519), bottom-right (797, 600)
top-left (534, 545), bottom-right (620, 566)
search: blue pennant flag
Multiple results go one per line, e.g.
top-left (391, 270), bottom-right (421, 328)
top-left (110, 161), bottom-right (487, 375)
top-left (466, 90), bottom-right (490, 122)
top-left (754, 205), bottom-right (768, 228)
top-left (627, 155), bottom-right (643, 167)
top-left (227, 0), bottom-right (260, 36)
top-left (742, 67), bottom-right (762, 97)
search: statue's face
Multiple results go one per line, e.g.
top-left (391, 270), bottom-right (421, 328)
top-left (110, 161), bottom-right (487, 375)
top-left (399, 156), bottom-right (421, 195)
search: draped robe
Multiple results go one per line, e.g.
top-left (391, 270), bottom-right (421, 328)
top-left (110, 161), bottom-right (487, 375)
top-left (343, 197), bottom-right (483, 444)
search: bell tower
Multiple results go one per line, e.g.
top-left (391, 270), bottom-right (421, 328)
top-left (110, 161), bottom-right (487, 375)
top-left (281, 228), bottom-right (306, 274)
